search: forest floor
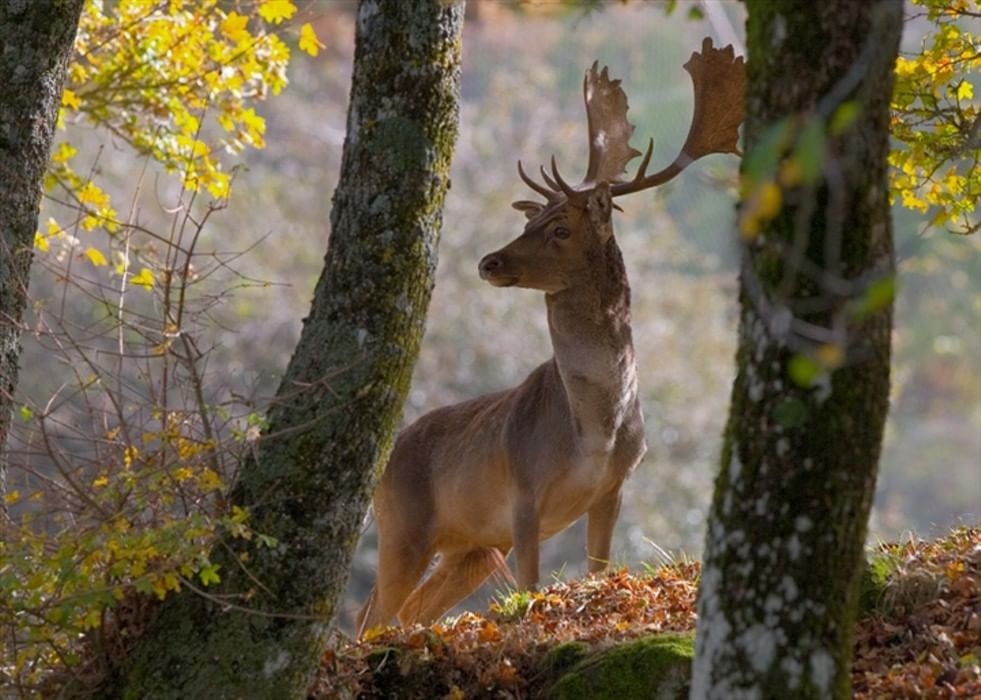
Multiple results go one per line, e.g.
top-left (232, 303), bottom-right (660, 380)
top-left (311, 526), bottom-right (980, 698)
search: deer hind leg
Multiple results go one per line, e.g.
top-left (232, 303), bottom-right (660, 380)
top-left (356, 535), bottom-right (433, 639)
top-left (398, 547), bottom-right (510, 626)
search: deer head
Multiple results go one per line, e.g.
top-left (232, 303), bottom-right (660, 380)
top-left (478, 38), bottom-right (746, 293)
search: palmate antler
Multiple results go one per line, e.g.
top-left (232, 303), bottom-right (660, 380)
top-left (515, 37), bottom-right (746, 207)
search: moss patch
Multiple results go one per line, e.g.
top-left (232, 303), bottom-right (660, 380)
top-left (547, 632), bottom-right (694, 700)
top-left (858, 551), bottom-right (902, 617)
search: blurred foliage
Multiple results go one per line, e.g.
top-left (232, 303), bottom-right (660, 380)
top-left (889, 0), bottom-right (979, 234)
top-left (40, 0), bottom-right (324, 285)
top-left (2, 0), bottom-right (325, 692)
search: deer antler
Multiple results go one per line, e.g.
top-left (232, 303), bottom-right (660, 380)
top-left (611, 37), bottom-right (745, 198)
top-left (582, 62), bottom-right (643, 186)
top-left (513, 38), bottom-right (745, 208)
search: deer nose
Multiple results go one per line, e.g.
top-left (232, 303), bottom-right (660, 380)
top-left (478, 254), bottom-right (503, 280)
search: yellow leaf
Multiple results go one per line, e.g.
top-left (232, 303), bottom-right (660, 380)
top-left (241, 108), bottom-right (266, 137)
top-left (258, 0), bottom-right (297, 24)
top-left (929, 209), bottom-right (950, 227)
top-left (132, 267), bottom-right (155, 290)
top-left (4, 490), bottom-right (20, 505)
top-left (85, 247), bottom-right (109, 267)
top-left (220, 11), bottom-right (249, 42)
top-left (61, 88), bottom-right (81, 110)
top-left (92, 475), bottom-right (109, 488)
top-left (362, 625), bottom-right (389, 643)
top-left (956, 81), bottom-right (973, 101)
top-left (78, 181), bottom-right (110, 208)
top-left (34, 232), bottom-right (49, 252)
top-left (52, 142), bottom-right (78, 164)
top-left (198, 468), bottom-right (223, 492)
top-left (756, 181), bottom-right (782, 219)
top-left (815, 343), bottom-right (844, 369)
top-left (299, 23), bottom-right (325, 57)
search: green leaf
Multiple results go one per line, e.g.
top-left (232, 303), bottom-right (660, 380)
top-left (256, 533), bottom-right (279, 549)
top-left (687, 6), bottom-right (704, 20)
top-left (773, 398), bottom-right (808, 429)
top-left (744, 119), bottom-right (793, 187)
top-left (792, 118), bottom-right (826, 184)
top-left (850, 276), bottom-right (896, 320)
top-left (19, 405), bottom-right (33, 422)
top-left (788, 354), bottom-right (821, 388)
top-left (830, 101), bottom-right (861, 135)
top-left (200, 564), bottom-right (221, 586)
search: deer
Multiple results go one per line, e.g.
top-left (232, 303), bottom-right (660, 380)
top-left (357, 38), bottom-right (745, 637)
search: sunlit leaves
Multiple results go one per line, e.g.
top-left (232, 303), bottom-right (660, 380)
top-left (0, 417), bottom-right (266, 686)
top-left (890, 0), bottom-right (980, 234)
top-left (6, 1), bottom-right (320, 684)
top-left (38, 0), bottom-right (315, 283)
top-left (221, 11), bottom-right (250, 41)
top-left (300, 22), bottom-right (326, 57)
top-left (259, 0), bottom-right (298, 24)
top-left (131, 267), bottom-right (155, 290)
top-left (84, 247), bottom-right (109, 267)
top-left (77, 181), bottom-right (110, 209)
top-left (61, 88), bottom-right (81, 110)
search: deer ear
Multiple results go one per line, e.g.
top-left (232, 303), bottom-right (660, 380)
top-left (512, 200), bottom-right (544, 221)
top-left (586, 183), bottom-right (614, 241)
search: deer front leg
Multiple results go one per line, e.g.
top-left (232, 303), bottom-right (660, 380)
top-left (586, 489), bottom-right (622, 573)
top-left (512, 492), bottom-right (540, 589)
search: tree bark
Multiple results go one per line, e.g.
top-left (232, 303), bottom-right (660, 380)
top-left (691, 2), bottom-right (902, 699)
top-left (0, 0), bottom-right (86, 519)
top-left (101, 1), bottom-right (464, 697)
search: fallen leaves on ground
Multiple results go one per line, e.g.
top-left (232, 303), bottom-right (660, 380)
top-left (852, 527), bottom-right (980, 699)
top-left (311, 528), bottom-right (979, 698)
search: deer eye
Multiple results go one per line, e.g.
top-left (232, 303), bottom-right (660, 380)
top-left (553, 226), bottom-right (571, 240)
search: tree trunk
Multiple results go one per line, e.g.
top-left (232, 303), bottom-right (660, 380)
top-left (0, 0), bottom-right (86, 519)
top-left (691, 2), bottom-right (902, 699)
top-left (101, 1), bottom-right (464, 697)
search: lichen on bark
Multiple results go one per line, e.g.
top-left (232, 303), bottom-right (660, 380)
top-left (99, 1), bottom-right (465, 698)
top-left (0, 0), bottom-right (86, 518)
top-left (691, 2), bottom-right (903, 699)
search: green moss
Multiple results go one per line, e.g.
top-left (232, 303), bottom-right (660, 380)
top-left (548, 633), bottom-right (694, 700)
top-left (534, 641), bottom-right (590, 692)
top-left (858, 551), bottom-right (901, 617)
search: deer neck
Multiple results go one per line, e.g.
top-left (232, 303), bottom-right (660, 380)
top-left (545, 237), bottom-right (637, 457)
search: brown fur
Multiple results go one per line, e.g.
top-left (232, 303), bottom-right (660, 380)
top-left (357, 44), bottom-right (745, 635)
top-left (357, 186), bottom-right (647, 636)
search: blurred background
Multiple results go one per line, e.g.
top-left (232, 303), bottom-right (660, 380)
top-left (20, 1), bottom-right (980, 630)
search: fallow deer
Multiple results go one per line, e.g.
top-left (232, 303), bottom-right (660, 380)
top-left (357, 38), bottom-right (745, 636)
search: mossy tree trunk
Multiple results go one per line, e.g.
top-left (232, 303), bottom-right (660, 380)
top-left (691, 2), bottom-right (902, 699)
top-left (101, 1), bottom-right (465, 697)
top-left (0, 0), bottom-right (86, 520)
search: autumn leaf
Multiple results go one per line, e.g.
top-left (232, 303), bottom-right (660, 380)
top-left (61, 88), bottom-right (81, 110)
top-left (220, 11), bottom-right (249, 41)
top-left (77, 181), bottom-right (110, 209)
top-left (84, 247), bottom-right (109, 267)
top-left (299, 23), bottom-right (325, 57)
top-left (51, 142), bottom-right (77, 164)
top-left (258, 0), bottom-right (297, 24)
top-left (131, 267), bottom-right (155, 290)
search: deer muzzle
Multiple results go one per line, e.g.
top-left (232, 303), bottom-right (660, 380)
top-left (478, 253), bottom-right (518, 287)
